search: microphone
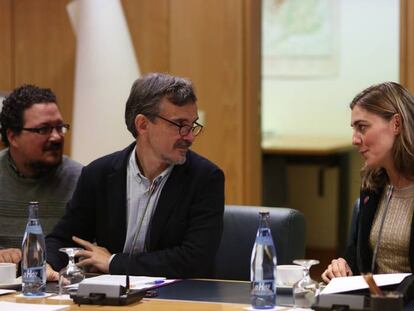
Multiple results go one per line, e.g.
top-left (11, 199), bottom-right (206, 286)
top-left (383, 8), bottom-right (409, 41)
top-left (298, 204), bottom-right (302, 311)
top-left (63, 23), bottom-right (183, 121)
top-left (361, 185), bottom-right (393, 296)
top-left (318, 186), bottom-right (400, 311)
top-left (125, 178), bottom-right (161, 293)
top-left (72, 179), bottom-right (160, 305)
top-left (371, 184), bottom-right (394, 273)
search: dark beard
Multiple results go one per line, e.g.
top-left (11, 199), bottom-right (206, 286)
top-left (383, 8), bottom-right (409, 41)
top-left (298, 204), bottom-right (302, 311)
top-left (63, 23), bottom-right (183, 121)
top-left (26, 157), bottom-right (62, 177)
top-left (174, 140), bottom-right (192, 149)
top-left (26, 142), bottom-right (63, 177)
top-left (44, 141), bottom-right (63, 153)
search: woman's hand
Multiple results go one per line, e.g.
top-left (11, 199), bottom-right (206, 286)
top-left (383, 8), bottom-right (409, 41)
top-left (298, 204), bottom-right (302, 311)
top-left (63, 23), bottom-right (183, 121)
top-left (321, 257), bottom-right (353, 283)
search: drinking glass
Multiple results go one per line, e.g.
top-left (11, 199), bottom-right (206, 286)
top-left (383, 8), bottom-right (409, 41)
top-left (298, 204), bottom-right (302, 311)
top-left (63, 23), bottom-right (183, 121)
top-left (58, 247), bottom-right (85, 296)
top-left (292, 259), bottom-right (320, 308)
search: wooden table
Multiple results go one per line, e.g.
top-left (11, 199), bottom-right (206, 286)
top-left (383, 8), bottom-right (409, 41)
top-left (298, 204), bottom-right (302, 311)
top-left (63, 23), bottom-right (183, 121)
top-left (262, 135), bottom-right (353, 253)
top-left (2, 279), bottom-right (414, 310)
top-left (0, 279), bottom-right (292, 310)
top-left (0, 295), bottom-right (249, 311)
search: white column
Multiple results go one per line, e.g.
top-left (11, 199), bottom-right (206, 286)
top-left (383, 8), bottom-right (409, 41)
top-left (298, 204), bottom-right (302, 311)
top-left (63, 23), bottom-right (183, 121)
top-left (67, 0), bottom-right (140, 164)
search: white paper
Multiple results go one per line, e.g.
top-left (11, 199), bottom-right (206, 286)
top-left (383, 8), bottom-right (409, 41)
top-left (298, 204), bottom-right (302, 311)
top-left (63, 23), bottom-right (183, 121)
top-left (321, 273), bottom-right (411, 295)
top-left (15, 293), bottom-right (53, 299)
top-left (48, 294), bottom-right (72, 301)
top-left (244, 307), bottom-right (310, 311)
top-left (68, 274), bottom-right (175, 290)
top-left (0, 289), bottom-right (15, 295)
top-left (0, 301), bottom-right (69, 311)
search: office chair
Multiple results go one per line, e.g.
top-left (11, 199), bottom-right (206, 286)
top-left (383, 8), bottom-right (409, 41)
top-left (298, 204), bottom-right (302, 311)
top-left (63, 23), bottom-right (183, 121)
top-left (214, 205), bottom-right (306, 281)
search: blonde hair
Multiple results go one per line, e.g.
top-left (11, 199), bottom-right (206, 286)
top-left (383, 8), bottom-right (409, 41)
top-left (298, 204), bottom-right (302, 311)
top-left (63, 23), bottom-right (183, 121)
top-left (350, 82), bottom-right (414, 191)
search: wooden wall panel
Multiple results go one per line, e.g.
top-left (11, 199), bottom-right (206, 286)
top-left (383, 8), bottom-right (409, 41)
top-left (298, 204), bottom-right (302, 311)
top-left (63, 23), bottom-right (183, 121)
top-left (242, 0), bottom-right (262, 204)
top-left (170, 0), bottom-right (244, 203)
top-left (400, 0), bottom-right (414, 93)
top-left (169, 0), bottom-right (261, 204)
top-left (1, 0), bottom-right (261, 205)
top-left (0, 0), bottom-right (12, 91)
top-left (13, 0), bottom-right (75, 155)
top-left (122, 0), bottom-right (169, 74)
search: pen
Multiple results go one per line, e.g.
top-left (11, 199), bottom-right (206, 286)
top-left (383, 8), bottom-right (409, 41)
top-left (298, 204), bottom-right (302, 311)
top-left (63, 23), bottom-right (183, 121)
top-left (145, 280), bottom-right (165, 285)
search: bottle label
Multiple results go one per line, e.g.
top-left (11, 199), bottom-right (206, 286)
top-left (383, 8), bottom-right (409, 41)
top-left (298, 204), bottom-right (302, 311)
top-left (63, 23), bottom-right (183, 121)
top-left (255, 236), bottom-right (274, 245)
top-left (251, 280), bottom-right (275, 294)
top-left (26, 225), bottom-right (43, 235)
top-left (22, 266), bottom-right (44, 283)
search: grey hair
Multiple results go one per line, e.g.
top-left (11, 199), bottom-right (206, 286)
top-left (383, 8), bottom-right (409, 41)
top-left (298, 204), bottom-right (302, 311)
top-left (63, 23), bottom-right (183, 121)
top-left (125, 73), bottom-right (197, 138)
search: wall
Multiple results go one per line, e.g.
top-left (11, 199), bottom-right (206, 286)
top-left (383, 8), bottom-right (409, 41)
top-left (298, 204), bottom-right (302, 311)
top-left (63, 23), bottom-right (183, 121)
top-left (400, 0), bottom-right (414, 92)
top-left (0, 0), bottom-right (76, 155)
top-left (126, 0), bottom-right (263, 205)
top-left (0, 0), bottom-right (12, 91)
top-left (262, 0), bottom-right (399, 139)
top-left (0, 0), bottom-right (262, 205)
top-left (262, 0), bottom-right (399, 249)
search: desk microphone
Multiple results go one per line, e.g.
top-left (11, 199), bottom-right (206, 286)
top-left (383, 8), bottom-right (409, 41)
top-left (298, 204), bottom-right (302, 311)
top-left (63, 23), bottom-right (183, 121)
top-left (72, 179), bottom-right (160, 305)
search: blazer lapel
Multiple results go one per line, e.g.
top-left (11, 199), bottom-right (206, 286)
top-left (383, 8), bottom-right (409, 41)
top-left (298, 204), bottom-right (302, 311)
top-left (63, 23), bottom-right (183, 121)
top-left (106, 144), bottom-right (134, 252)
top-left (358, 189), bottom-right (382, 273)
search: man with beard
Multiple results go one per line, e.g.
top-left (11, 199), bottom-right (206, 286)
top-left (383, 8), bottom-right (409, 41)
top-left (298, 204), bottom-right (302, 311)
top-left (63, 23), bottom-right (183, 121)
top-left (46, 73), bottom-right (225, 279)
top-left (0, 84), bottom-right (82, 264)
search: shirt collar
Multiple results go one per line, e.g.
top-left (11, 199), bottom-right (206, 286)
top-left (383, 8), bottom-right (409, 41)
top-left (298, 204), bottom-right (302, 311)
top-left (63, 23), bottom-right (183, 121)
top-left (129, 146), bottom-right (173, 184)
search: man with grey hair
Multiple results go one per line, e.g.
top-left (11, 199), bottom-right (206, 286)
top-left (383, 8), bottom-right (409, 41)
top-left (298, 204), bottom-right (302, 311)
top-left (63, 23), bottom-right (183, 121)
top-left (0, 84), bottom-right (82, 264)
top-left (46, 73), bottom-right (225, 279)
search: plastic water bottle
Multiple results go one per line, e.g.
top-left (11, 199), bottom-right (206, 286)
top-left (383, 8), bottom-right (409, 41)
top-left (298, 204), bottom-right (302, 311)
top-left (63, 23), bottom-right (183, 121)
top-left (21, 201), bottom-right (46, 296)
top-left (250, 211), bottom-right (277, 309)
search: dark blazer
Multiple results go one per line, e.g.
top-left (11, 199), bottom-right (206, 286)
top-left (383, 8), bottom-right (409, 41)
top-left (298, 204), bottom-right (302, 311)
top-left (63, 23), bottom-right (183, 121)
top-left (345, 188), bottom-right (414, 274)
top-left (46, 143), bottom-right (225, 278)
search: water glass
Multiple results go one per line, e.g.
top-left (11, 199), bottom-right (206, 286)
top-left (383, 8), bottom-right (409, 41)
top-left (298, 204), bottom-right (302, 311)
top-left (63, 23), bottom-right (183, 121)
top-left (58, 247), bottom-right (85, 295)
top-left (292, 259), bottom-right (320, 308)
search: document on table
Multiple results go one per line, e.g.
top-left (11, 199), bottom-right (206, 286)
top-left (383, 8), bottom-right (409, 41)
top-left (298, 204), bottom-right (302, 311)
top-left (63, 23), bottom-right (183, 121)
top-left (320, 273), bottom-right (411, 295)
top-left (67, 274), bottom-right (176, 290)
top-left (0, 301), bottom-right (69, 311)
top-left (244, 306), bottom-right (311, 311)
top-left (0, 289), bottom-right (15, 295)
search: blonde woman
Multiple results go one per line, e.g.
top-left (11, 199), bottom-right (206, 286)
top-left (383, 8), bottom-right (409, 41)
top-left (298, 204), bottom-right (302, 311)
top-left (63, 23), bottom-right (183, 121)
top-left (322, 82), bottom-right (414, 283)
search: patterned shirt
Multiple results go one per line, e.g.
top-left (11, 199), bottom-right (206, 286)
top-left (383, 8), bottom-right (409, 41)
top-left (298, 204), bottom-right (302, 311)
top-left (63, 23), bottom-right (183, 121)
top-left (369, 184), bottom-right (414, 273)
top-left (123, 146), bottom-right (173, 254)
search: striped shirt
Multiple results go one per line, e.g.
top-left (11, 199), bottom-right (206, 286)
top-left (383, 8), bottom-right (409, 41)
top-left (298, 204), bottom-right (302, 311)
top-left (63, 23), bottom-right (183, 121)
top-left (123, 146), bottom-right (173, 254)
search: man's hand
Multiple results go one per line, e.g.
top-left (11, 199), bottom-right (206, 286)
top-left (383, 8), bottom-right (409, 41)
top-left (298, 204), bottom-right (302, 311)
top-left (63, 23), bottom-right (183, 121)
top-left (72, 236), bottom-right (111, 273)
top-left (0, 248), bottom-right (21, 263)
top-left (321, 257), bottom-right (353, 283)
top-left (46, 263), bottom-right (59, 281)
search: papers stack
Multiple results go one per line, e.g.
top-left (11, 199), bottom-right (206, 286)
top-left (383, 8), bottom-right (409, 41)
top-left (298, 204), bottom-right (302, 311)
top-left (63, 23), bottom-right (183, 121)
top-left (321, 273), bottom-right (411, 295)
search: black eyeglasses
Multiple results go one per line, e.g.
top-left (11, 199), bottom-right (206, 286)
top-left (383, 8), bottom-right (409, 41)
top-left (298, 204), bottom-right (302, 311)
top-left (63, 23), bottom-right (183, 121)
top-left (21, 124), bottom-right (70, 135)
top-left (155, 115), bottom-right (203, 137)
